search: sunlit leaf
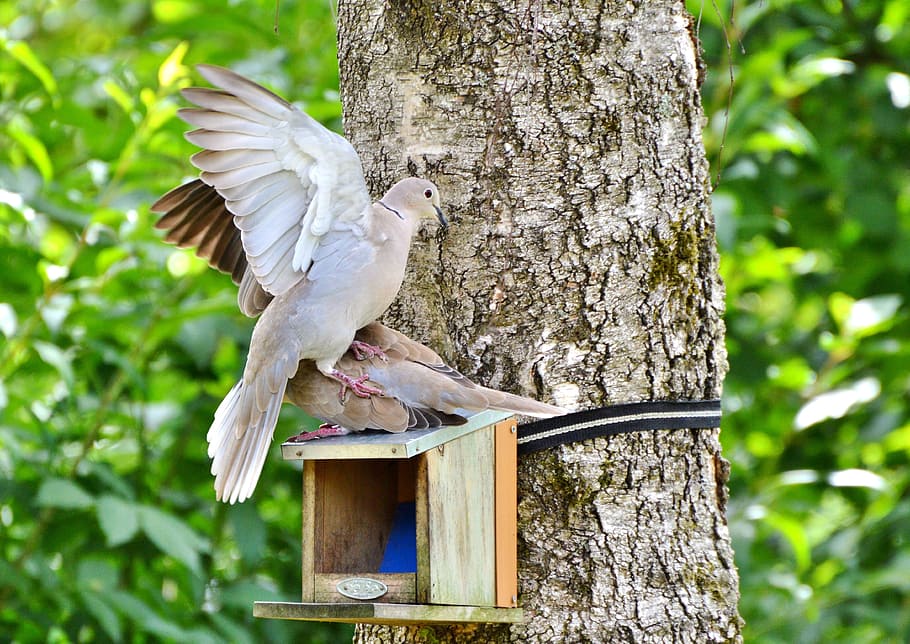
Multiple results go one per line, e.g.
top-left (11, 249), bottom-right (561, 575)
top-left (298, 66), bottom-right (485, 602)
top-left (744, 113), bottom-right (817, 156)
top-left (0, 303), bottom-right (17, 337)
top-left (765, 512), bottom-right (811, 572)
top-left (795, 377), bottom-right (881, 429)
top-left (103, 79), bottom-right (135, 115)
top-left (827, 469), bottom-right (886, 491)
top-left (886, 72), bottom-right (910, 109)
top-left (152, 0), bottom-right (201, 23)
top-left (3, 39), bottom-right (59, 98)
top-left (843, 295), bottom-right (902, 338)
top-left (33, 341), bottom-right (75, 388)
top-left (36, 479), bottom-right (94, 509)
top-left (6, 115), bottom-right (54, 182)
top-left (775, 56), bottom-right (855, 98)
top-left (158, 41), bottom-right (190, 88)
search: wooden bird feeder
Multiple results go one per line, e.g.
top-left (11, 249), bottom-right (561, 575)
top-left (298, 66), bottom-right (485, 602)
top-left (253, 410), bottom-right (524, 625)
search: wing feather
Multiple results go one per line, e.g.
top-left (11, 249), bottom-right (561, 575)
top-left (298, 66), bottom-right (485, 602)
top-left (200, 162), bottom-right (286, 190)
top-left (216, 173), bottom-right (286, 201)
top-left (190, 148), bottom-right (276, 173)
top-left (186, 128), bottom-right (277, 152)
top-left (179, 108), bottom-right (272, 137)
top-left (170, 64), bottom-right (370, 297)
top-left (181, 88), bottom-right (281, 125)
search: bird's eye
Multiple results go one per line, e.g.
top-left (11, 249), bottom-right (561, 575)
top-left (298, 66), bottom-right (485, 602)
top-left (424, 189), bottom-right (433, 199)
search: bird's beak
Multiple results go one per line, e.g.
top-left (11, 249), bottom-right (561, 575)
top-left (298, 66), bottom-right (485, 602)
top-left (434, 205), bottom-right (448, 230)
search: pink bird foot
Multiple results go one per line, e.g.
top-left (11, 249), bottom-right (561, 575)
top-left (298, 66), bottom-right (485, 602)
top-left (350, 340), bottom-right (388, 362)
top-left (286, 423), bottom-right (351, 442)
top-left (331, 370), bottom-right (383, 401)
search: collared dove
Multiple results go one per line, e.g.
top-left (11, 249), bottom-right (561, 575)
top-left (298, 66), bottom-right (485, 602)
top-left (280, 321), bottom-right (565, 441)
top-left (155, 180), bottom-right (565, 504)
top-left (152, 65), bottom-right (447, 503)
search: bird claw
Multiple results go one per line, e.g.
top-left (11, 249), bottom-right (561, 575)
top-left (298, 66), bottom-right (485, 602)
top-left (331, 370), bottom-right (383, 402)
top-left (286, 423), bottom-right (350, 442)
top-left (350, 341), bottom-right (388, 362)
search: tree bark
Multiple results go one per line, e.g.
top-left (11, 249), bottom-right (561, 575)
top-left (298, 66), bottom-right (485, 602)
top-left (337, 0), bottom-right (741, 641)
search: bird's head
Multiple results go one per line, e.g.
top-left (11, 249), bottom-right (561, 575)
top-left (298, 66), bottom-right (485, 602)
top-left (380, 178), bottom-right (447, 231)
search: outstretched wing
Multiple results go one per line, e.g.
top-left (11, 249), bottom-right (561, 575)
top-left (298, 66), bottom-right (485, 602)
top-left (177, 64), bottom-right (370, 298)
top-left (152, 179), bottom-right (273, 316)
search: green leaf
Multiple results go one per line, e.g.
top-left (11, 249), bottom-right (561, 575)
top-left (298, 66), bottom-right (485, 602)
top-left (828, 292), bottom-right (855, 330)
top-left (76, 558), bottom-right (119, 592)
top-left (219, 579), bottom-right (285, 610)
top-left (0, 303), bottom-right (17, 337)
top-left (228, 502), bottom-right (266, 566)
top-left (843, 294), bottom-right (902, 338)
top-left (6, 115), bottom-right (54, 182)
top-left (82, 592), bottom-right (123, 642)
top-left (207, 612), bottom-right (256, 644)
top-left (36, 478), bottom-right (94, 509)
top-left (765, 511), bottom-right (812, 572)
top-left (158, 41), bottom-right (189, 88)
top-left (103, 591), bottom-right (187, 640)
top-left (96, 495), bottom-right (139, 546)
top-left (33, 341), bottom-right (74, 389)
top-left (137, 505), bottom-right (207, 574)
top-left (152, 0), bottom-right (201, 23)
top-left (103, 79), bottom-right (135, 115)
top-left (3, 39), bottom-right (59, 98)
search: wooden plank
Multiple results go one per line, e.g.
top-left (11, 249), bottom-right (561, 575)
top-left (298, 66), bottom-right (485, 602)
top-left (415, 454), bottom-right (430, 604)
top-left (280, 410), bottom-right (513, 461)
top-left (301, 461), bottom-right (316, 602)
top-left (313, 572), bottom-right (416, 603)
top-left (425, 426), bottom-right (496, 606)
top-left (315, 460), bottom-right (398, 573)
top-left (494, 418), bottom-right (519, 608)
top-left (253, 601), bottom-right (524, 625)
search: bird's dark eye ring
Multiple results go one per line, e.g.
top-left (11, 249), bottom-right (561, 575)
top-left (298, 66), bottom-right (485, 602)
top-left (424, 189), bottom-right (433, 199)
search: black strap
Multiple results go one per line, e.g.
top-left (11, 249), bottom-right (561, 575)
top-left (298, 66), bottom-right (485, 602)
top-left (517, 399), bottom-right (722, 456)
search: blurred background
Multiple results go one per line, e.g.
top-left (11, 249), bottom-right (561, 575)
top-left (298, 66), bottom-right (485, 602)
top-left (0, 0), bottom-right (908, 641)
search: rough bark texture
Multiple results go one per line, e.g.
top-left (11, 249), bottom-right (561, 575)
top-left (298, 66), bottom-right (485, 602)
top-left (337, 0), bottom-right (742, 641)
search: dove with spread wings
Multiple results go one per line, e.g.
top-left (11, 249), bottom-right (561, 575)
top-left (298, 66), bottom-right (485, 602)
top-left (153, 65), bottom-right (447, 504)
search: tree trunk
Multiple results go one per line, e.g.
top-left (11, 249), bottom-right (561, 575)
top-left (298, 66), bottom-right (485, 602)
top-left (337, 0), bottom-right (741, 641)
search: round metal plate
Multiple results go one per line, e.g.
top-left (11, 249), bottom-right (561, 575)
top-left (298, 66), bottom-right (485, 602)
top-left (336, 577), bottom-right (388, 601)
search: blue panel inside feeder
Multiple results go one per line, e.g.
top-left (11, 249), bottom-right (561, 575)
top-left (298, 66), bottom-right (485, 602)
top-left (379, 502), bottom-right (416, 573)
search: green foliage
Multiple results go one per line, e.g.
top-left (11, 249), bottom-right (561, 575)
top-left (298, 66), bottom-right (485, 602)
top-left (0, 0), bottom-right (350, 641)
top-left (5, 0), bottom-right (908, 641)
top-left (691, 0), bottom-right (910, 640)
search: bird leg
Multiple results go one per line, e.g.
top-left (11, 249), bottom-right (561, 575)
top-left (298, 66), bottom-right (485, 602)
top-left (330, 370), bottom-right (383, 401)
top-left (350, 340), bottom-right (388, 362)
top-left (286, 423), bottom-right (351, 442)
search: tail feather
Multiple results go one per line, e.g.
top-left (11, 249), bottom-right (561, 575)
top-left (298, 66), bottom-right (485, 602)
top-left (480, 388), bottom-right (566, 419)
top-left (207, 379), bottom-right (286, 504)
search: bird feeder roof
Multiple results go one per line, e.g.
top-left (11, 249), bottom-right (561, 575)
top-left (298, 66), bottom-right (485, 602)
top-left (280, 409), bottom-right (514, 461)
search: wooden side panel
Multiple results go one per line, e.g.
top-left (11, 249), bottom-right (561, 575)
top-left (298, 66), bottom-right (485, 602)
top-left (425, 426), bottom-right (496, 606)
top-left (302, 461), bottom-right (317, 602)
top-left (494, 418), bottom-right (518, 608)
top-left (314, 460), bottom-right (398, 573)
top-left (313, 573), bottom-right (416, 603)
top-left (415, 454), bottom-right (430, 604)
